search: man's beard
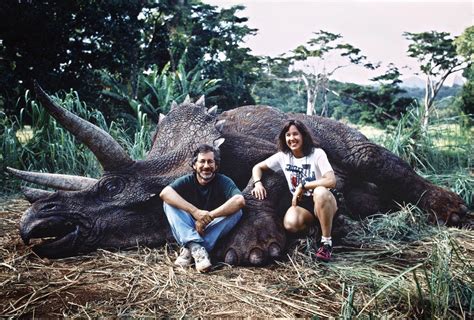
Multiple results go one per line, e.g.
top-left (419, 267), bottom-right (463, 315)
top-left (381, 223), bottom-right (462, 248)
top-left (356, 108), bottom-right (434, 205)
top-left (198, 170), bottom-right (215, 181)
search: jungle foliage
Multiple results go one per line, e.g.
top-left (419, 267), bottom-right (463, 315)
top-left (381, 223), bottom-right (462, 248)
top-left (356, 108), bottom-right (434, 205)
top-left (0, 0), bottom-right (260, 119)
top-left (0, 3), bottom-right (472, 318)
top-left (0, 1), bottom-right (472, 193)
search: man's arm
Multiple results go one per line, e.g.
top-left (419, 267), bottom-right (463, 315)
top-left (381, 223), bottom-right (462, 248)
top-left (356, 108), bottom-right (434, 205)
top-left (159, 186), bottom-right (213, 224)
top-left (209, 194), bottom-right (245, 219)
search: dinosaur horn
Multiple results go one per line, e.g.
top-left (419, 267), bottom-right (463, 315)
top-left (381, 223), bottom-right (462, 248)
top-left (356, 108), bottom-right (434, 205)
top-left (158, 113), bottom-right (166, 124)
top-left (207, 105), bottom-right (218, 116)
top-left (21, 186), bottom-right (53, 203)
top-left (195, 95), bottom-right (205, 107)
top-left (34, 81), bottom-right (133, 171)
top-left (215, 119), bottom-right (226, 132)
top-left (170, 101), bottom-right (178, 110)
top-left (6, 167), bottom-right (97, 190)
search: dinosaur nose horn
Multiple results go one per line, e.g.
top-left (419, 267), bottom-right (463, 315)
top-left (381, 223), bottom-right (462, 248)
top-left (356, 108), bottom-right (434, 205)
top-left (34, 81), bottom-right (134, 171)
top-left (7, 167), bottom-right (97, 190)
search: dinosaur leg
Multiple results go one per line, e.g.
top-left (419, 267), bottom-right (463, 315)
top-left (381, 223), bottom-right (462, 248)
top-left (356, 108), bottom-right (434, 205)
top-left (344, 142), bottom-right (469, 226)
top-left (213, 174), bottom-right (289, 266)
top-left (342, 181), bottom-right (394, 219)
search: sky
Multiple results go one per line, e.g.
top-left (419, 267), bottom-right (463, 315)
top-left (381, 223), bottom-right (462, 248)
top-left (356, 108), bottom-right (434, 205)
top-left (204, 0), bottom-right (473, 84)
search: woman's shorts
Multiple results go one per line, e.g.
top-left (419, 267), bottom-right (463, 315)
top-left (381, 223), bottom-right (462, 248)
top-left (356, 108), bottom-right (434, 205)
top-left (297, 188), bottom-right (341, 213)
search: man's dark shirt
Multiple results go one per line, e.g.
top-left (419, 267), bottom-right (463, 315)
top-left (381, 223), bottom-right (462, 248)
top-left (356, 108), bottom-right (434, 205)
top-left (169, 173), bottom-right (242, 211)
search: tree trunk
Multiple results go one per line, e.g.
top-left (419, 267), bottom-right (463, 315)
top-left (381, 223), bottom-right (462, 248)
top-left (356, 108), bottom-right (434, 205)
top-left (422, 76), bottom-right (433, 130)
top-left (302, 75), bottom-right (316, 115)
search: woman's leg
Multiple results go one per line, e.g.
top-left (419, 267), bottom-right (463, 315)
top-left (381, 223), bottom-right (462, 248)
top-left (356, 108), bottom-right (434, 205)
top-left (312, 187), bottom-right (338, 237)
top-left (283, 205), bottom-right (315, 233)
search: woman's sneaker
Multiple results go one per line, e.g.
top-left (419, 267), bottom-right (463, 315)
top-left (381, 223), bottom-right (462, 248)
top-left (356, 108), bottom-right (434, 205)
top-left (316, 243), bottom-right (333, 262)
top-left (191, 246), bottom-right (212, 272)
top-left (174, 247), bottom-right (193, 267)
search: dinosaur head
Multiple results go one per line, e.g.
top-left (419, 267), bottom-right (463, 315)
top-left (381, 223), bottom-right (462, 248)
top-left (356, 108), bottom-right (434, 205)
top-left (15, 167), bottom-right (171, 258)
top-left (9, 83), bottom-right (224, 258)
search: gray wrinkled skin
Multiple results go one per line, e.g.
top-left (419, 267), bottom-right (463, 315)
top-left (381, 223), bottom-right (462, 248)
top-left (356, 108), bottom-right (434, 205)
top-left (11, 87), bottom-right (470, 265)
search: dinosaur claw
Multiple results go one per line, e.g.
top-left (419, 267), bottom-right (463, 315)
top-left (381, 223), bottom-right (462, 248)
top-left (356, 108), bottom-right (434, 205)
top-left (249, 248), bottom-right (265, 266)
top-left (268, 242), bottom-right (282, 259)
top-left (224, 248), bottom-right (238, 265)
top-left (449, 213), bottom-right (460, 225)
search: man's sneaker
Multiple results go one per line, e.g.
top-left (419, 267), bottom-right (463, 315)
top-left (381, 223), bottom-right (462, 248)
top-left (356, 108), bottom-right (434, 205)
top-left (316, 243), bottom-right (333, 262)
top-left (191, 246), bottom-right (212, 272)
top-left (174, 247), bottom-right (192, 267)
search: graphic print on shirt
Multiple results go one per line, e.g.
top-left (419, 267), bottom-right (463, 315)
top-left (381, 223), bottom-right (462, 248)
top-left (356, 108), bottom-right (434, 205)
top-left (285, 163), bottom-right (316, 193)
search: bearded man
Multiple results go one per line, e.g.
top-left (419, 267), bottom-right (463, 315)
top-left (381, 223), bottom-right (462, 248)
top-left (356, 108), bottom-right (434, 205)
top-left (160, 144), bottom-right (245, 272)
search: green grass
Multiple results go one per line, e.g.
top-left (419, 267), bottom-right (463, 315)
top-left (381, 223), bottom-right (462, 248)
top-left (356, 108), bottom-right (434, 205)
top-left (360, 105), bottom-right (473, 208)
top-left (1, 95), bottom-right (472, 317)
top-left (1, 90), bottom-right (153, 193)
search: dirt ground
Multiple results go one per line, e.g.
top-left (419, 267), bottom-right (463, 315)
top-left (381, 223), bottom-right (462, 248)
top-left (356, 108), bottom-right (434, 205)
top-left (1, 196), bottom-right (473, 318)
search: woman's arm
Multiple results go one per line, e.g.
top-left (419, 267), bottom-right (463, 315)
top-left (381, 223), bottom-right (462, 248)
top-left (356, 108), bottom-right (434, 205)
top-left (251, 161), bottom-right (270, 200)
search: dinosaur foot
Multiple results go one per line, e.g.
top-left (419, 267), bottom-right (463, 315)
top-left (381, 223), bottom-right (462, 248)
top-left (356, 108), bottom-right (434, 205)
top-left (420, 186), bottom-right (470, 226)
top-left (214, 210), bottom-right (286, 266)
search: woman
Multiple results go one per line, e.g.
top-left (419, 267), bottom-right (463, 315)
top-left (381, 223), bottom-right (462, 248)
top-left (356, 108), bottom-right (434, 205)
top-left (251, 119), bottom-right (338, 262)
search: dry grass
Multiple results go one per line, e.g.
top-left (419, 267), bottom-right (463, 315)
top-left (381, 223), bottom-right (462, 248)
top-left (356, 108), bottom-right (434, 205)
top-left (1, 197), bottom-right (473, 318)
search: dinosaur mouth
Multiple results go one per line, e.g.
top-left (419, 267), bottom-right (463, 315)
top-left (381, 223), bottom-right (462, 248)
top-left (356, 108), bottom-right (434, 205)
top-left (20, 215), bottom-right (80, 257)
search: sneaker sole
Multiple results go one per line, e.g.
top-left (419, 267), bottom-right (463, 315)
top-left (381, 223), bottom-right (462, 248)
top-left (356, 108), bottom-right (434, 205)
top-left (174, 261), bottom-right (193, 267)
top-left (316, 256), bottom-right (331, 262)
top-left (196, 262), bottom-right (212, 273)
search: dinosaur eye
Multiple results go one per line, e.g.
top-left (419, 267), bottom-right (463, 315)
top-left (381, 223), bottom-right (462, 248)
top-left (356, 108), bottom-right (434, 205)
top-left (98, 177), bottom-right (126, 200)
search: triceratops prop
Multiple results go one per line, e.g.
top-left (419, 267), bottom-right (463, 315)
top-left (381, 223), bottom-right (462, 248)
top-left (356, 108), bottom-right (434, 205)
top-left (7, 83), bottom-right (470, 265)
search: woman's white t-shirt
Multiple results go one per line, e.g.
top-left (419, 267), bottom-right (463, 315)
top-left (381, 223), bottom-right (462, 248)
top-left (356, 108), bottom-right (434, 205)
top-left (264, 148), bottom-right (333, 195)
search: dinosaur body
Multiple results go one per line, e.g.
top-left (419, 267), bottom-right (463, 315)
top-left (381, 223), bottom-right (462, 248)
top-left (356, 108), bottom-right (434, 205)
top-left (8, 84), bottom-right (469, 265)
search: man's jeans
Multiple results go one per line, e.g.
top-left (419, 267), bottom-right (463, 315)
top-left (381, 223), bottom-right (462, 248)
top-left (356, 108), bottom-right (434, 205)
top-left (163, 203), bottom-right (243, 252)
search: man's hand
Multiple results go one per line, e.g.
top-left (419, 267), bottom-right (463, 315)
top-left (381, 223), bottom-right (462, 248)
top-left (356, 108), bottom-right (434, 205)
top-left (195, 220), bottom-right (206, 235)
top-left (192, 209), bottom-right (214, 225)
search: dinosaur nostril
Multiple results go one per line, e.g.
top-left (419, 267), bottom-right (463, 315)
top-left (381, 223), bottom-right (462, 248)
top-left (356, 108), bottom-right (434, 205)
top-left (268, 242), bottom-right (282, 259)
top-left (224, 249), bottom-right (238, 265)
top-left (42, 203), bottom-right (57, 211)
top-left (249, 248), bottom-right (265, 266)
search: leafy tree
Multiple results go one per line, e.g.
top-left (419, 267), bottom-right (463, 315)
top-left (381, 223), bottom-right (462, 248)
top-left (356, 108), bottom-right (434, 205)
top-left (192, 4), bottom-right (260, 109)
top-left (404, 30), bottom-right (470, 129)
top-left (253, 60), bottom-right (414, 126)
top-left (97, 1), bottom-right (260, 111)
top-left (0, 0), bottom-right (260, 119)
top-left (0, 0), bottom-right (161, 117)
top-left (251, 60), bottom-right (306, 113)
top-left (454, 26), bottom-right (474, 124)
top-left (273, 30), bottom-right (376, 116)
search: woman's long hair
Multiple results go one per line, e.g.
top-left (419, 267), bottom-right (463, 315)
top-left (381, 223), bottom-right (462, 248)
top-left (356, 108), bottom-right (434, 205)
top-left (277, 119), bottom-right (319, 156)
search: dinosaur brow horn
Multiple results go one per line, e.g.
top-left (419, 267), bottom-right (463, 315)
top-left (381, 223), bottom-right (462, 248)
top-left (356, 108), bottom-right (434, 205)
top-left (7, 167), bottom-right (97, 191)
top-left (21, 186), bottom-right (53, 203)
top-left (34, 81), bottom-right (134, 171)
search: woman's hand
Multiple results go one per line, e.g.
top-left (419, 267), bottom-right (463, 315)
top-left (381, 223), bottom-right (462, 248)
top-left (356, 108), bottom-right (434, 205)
top-left (291, 185), bottom-right (304, 207)
top-left (251, 182), bottom-right (267, 200)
